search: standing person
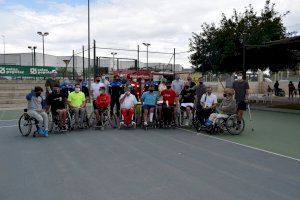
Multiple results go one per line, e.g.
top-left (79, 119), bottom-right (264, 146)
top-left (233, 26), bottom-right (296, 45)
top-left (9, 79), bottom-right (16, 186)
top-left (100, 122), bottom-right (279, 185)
top-left (26, 86), bottom-right (49, 137)
top-left (119, 86), bottom-right (138, 127)
top-left (172, 74), bottom-right (184, 95)
top-left (91, 75), bottom-right (105, 108)
top-left (288, 81), bottom-right (296, 99)
top-left (67, 83), bottom-right (87, 129)
top-left (232, 72), bottom-right (249, 121)
top-left (274, 81), bottom-right (279, 96)
top-left (45, 70), bottom-right (60, 96)
top-left (60, 77), bottom-right (74, 98)
top-left (75, 75), bottom-right (90, 100)
top-left (187, 76), bottom-right (196, 89)
top-left (109, 75), bottom-right (123, 117)
top-left (195, 77), bottom-right (207, 122)
top-left (159, 78), bottom-right (167, 92)
top-left (161, 82), bottom-right (177, 126)
top-left (199, 87), bottom-right (218, 125)
top-left (46, 85), bottom-right (68, 130)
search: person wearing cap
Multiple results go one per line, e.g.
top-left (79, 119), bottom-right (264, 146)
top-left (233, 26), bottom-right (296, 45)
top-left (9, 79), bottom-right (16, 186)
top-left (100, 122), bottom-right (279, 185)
top-left (94, 86), bottom-right (111, 125)
top-left (45, 70), bottom-right (60, 96)
top-left (205, 88), bottom-right (236, 126)
top-left (119, 86), bottom-right (138, 127)
top-left (109, 75), bottom-right (124, 117)
top-left (45, 84), bottom-right (68, 131)
top-left (141, 85), bottom-right (159, 126)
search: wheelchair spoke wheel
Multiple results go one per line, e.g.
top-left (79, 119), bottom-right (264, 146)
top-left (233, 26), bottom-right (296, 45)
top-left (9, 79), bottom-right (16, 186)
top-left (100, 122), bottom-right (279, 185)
top-left (109, 114), bottom-right (118, 129)
top-left (18, 113), bottom-right (32, 136)
top-left (226, 115), bottom-right (245, 135)
top-left (88, 112), bottom-right (97, 128)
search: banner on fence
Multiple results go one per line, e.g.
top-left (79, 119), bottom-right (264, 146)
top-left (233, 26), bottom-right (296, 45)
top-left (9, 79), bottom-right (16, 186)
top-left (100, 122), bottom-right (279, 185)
top-left (0, 65), bottom-right (58, 77)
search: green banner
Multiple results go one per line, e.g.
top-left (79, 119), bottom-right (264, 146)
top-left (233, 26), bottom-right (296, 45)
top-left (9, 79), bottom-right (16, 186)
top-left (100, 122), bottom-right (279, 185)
top-left (0, 65), bottom-right (58, 77)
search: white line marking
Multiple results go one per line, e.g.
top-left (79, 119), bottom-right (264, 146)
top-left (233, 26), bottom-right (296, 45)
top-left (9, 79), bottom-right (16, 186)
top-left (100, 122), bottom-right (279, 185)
top-left (0, 119), bottom-right (18, 122)
top-left (178, 128), bottom-right (300, 162)
top-left (0, 125), bottom-right (18, 129)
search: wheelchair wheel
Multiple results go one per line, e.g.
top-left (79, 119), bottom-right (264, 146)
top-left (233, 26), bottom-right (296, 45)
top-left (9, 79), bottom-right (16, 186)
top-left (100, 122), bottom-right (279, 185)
top-left (18, 113), bottom-right (32, 136)
top-left (226, 115), bottom-right (245, 135)
top-left (88, 111), bottom-right (97, 128)
top-left (109, 114), bottom-right (118, 129)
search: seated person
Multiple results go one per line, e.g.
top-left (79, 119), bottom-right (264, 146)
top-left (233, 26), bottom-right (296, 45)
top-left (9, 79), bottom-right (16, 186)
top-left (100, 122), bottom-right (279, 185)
top-left (46, 85), bottom-right (68, 130)
top-left (94, 86), bottom-right (111, 125)
top-left (141, 85), bottom-right (159, 126)
top-left (206, 88), bottom-right (236, 126)
top-left (26, 86), bottom-right (49, 137)
top-left (179, 84), bottom-right (196, 126)
top-left (67, 83), bottom-right (87, 129)
top-left (119, 86), bottom-right (138, 127)
top-left (161, 82), bottom-right (177, 125)
top-left (198, 87), bottom-right (218, 125)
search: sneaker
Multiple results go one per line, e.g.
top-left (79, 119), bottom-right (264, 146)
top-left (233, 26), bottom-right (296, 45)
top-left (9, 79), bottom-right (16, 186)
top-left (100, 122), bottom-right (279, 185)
top-left (120, 121), bottom-right (124, 127)
top-left (37, 128), bottom-right (45, 136)
top-left (43, 130), bottom-right (49, 137)
top-left (132, 121), bottom-right (136, 128)
top-left (144, 122), bottom-right (148, 126)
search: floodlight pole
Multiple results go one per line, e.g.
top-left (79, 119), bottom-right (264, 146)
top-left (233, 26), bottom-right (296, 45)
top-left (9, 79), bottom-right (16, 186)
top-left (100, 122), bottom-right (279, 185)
top-left (1, 35), bottom-right (5, 65)
top-left (37, 31), bottom-right (49, 66)
top-left (142, 43), bottom-right (150, 70)
top-left (87, 0), bottom-right (91, 88)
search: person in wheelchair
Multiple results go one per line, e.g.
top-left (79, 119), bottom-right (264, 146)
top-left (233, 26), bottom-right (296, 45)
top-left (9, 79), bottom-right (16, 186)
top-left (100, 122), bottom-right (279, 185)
top-left (119, 86), bottom-right (138, 128)
top-left (198, 87), bottom-right (218, 125)
top-left (94, 86), bottom-right (111, 126)
top-left (179, 84), bottom-right (196, 126)
top-left (26, 86), bottom-right (49, 137)
top-left (161, 82), bottom-right (177, 127)
top-left (67, 83), bottom-right (87, 129)
top-left (141, 85), bottom-right (159, 126)
top-left (46, 85), bottom-right (68, 131)
top-left (205, 88), bottom-right (236, 126)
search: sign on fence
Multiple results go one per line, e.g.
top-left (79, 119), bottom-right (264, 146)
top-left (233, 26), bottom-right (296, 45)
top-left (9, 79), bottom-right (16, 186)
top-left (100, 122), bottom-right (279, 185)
top-left (0, 65), bottom-right (58, 77)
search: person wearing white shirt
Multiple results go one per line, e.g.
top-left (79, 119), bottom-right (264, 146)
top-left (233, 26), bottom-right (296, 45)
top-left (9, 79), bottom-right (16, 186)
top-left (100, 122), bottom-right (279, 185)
top-left (171, 74), bottom-right (184, 95)
top-left (91, 75), bottom-right (105, 108)
top-left (119, 87), bottom-right (138, 127)
top-left (199, 87), bottom-right (218, 125)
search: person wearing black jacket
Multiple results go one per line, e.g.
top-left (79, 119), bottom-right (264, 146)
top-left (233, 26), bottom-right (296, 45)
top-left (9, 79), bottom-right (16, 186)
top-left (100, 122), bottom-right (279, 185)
top-left (109, 75), bottom-right (124, 117)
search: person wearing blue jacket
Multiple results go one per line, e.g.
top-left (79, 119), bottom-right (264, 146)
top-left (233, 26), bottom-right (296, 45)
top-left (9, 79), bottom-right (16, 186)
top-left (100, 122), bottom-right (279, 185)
top-left (26, 86), bottom-right (49, 137)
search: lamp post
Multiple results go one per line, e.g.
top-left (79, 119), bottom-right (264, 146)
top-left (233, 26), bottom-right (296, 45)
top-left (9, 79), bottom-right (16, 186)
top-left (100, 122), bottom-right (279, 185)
top-left (111, 52), bottom-right (117, 70)
top-left (28, 46), bottom-right (37, 66)
top-left (1, 35), bottom-right (5, 65)
top-left (142, 43), bottom-right (150, 70)
top-left (63, 59), bottom-right (70, 78)
top-left (28, 46), bottom-right (34, 66)
top-left (37, 31), bottom-right (49, 66)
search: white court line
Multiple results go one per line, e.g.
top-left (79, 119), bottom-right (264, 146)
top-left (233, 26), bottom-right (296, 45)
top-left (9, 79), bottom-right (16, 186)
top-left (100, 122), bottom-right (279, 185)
top-left (0, 125), bottom-right (18, 129)
top-left (178, 128), bottom-right (300, 162)
top-left (0, 119), bottom-right (18, 122)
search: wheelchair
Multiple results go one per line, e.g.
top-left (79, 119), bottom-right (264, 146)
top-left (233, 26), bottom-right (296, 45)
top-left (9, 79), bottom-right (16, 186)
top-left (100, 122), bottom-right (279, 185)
top-left (89, 108), bottom-right (118, 130)
top-left (178, 105), bottom-right (196, 128)
top-left (18, 109), bottom-right (42, 137)
top-left (138, 105), bottom-right (159, 131)
top-left (119, 108), bottom-right (138, 129)
top-left (159, 104), bottom-right (177, 128)
top-left (48, 110), bottom-right (72, 133)
top-left (195, 112), bottom-right (245, 135)
top-left (68, 107), bottom-right (90, 130)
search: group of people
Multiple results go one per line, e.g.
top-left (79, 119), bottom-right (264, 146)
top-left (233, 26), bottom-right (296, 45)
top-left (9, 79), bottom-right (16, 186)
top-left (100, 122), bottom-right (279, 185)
top-left (274, 80), bottom-right (300, 99)
top-left (25, 70), bottom-right (249, 137)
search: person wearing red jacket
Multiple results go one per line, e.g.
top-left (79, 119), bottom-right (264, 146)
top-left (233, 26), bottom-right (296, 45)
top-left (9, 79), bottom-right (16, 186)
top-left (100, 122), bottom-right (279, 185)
top-left (95, 86), bottom-right (111, 125)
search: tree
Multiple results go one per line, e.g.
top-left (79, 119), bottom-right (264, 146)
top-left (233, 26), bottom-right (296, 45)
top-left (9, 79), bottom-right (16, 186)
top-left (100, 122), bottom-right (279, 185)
top-left (189, 0), bottom-right (297, 73)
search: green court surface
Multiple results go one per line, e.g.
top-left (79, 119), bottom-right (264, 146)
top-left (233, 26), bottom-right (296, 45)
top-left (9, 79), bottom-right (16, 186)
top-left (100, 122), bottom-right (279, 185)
top-left (214, 110), bottom-right (300, 160)
top-left (1, 108), bottom-right (299, 159)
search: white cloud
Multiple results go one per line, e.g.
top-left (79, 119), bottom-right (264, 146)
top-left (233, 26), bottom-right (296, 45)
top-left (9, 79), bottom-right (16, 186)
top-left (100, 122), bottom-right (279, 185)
top-left (0, 0), bottom-right (299, 67)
